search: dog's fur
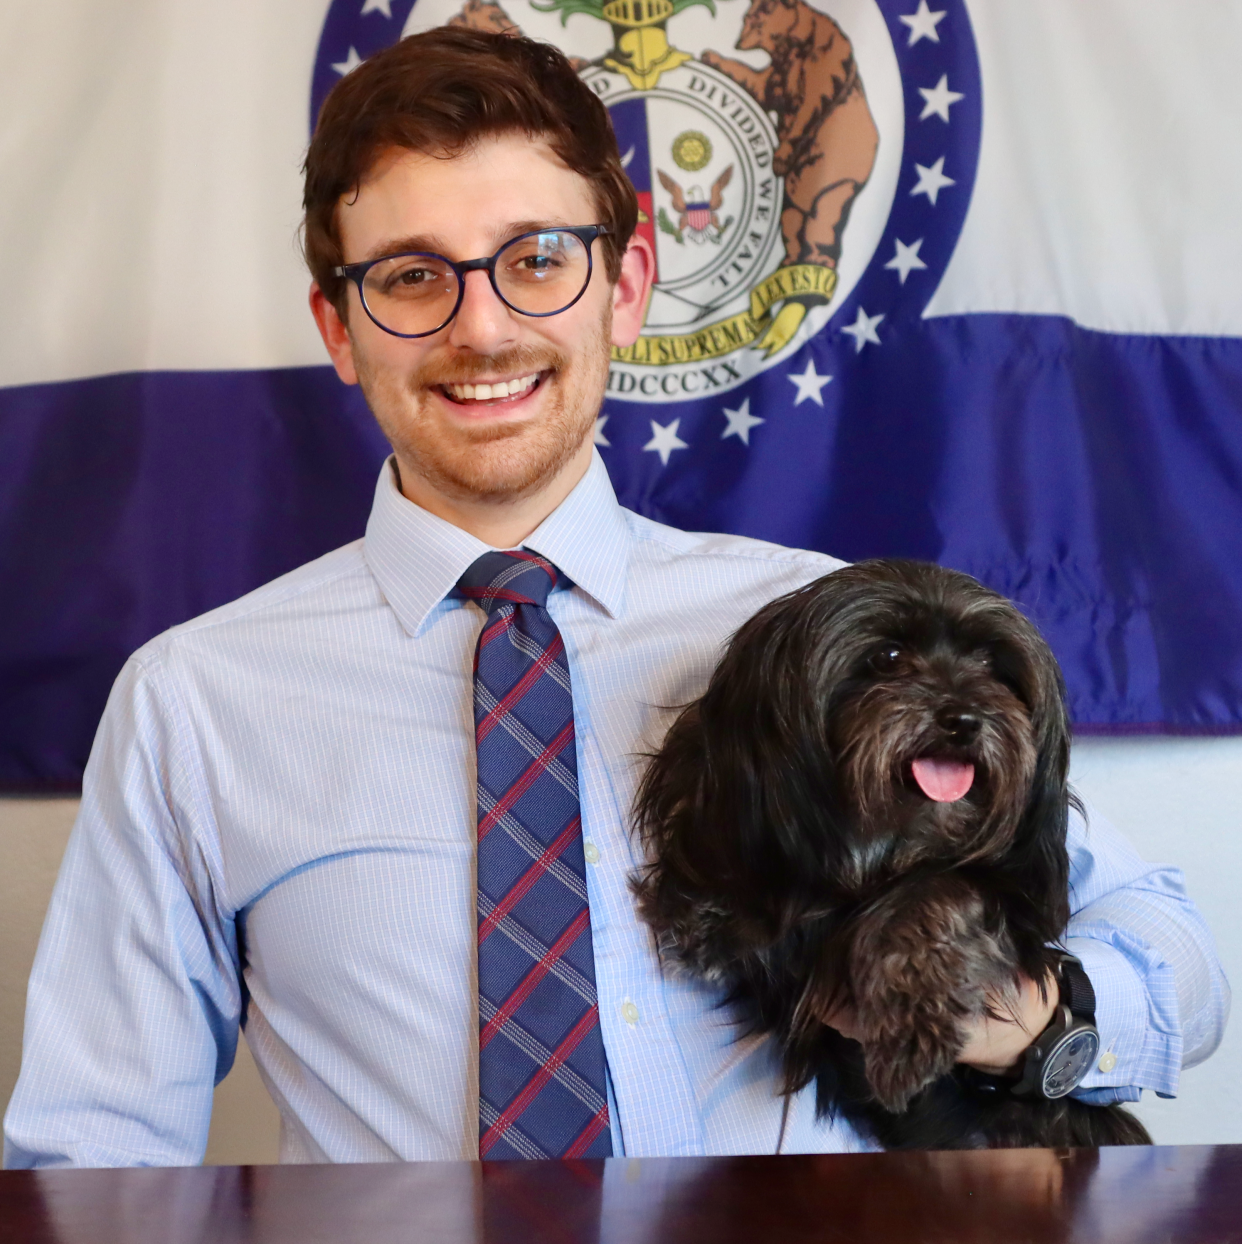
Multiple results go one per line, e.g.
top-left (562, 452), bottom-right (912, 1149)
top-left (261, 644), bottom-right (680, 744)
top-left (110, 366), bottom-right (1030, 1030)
top-left (633, 559), bottom-right (1150, 1149)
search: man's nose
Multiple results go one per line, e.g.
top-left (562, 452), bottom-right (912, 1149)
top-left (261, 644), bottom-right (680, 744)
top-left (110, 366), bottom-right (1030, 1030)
top-left (447, 269), bottom-right (519, 354)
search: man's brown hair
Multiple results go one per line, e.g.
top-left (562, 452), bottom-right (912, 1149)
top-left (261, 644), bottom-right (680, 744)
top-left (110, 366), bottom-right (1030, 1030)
top-left (303, 27), bottom-right (638, 315)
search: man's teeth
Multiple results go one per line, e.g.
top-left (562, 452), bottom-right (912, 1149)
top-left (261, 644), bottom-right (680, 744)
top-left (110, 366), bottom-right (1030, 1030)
top-left (445, 374), bottom-right (539, 402)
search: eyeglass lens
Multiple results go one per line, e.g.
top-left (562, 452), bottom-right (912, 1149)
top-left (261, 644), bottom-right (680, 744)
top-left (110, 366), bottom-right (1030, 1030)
top-left (359, 229), bottom-right (592, 337)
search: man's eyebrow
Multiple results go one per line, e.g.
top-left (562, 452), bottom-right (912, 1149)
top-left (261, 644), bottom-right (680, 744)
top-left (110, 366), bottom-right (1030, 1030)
top-left (358, 221), bottom-right (579, 265)
top-left (360, 235), bottom-right (446, 264)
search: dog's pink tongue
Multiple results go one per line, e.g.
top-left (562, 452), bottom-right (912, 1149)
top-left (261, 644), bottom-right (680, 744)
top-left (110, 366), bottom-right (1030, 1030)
top-left (912, 757), bottom-right (975, 802)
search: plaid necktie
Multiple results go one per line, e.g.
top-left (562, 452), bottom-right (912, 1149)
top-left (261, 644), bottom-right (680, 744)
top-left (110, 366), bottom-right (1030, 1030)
top-left (458, 549), bottom-right (612, 1160)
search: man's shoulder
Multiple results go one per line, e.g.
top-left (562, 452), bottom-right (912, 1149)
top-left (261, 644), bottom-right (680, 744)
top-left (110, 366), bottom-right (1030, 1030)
top-left (621, 507), bottom-right (847, 592)
top-left (133, 540), bottom-right (373, 670)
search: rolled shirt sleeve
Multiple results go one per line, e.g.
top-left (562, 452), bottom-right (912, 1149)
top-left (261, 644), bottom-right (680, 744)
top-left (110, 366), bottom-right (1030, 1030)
top-left (3, 655), bottom-right (241, 1169)
top-left (1064, 801), bottom-right (1230, 1105)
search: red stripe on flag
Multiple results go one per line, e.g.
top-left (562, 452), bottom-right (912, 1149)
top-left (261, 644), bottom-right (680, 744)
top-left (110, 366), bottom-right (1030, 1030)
top-left (635, 190), bottom-right (658, 283)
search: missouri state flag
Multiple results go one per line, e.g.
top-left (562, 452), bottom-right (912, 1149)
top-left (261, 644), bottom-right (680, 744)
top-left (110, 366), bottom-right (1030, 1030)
top-left (2, 0), bottom-right (1241, 789)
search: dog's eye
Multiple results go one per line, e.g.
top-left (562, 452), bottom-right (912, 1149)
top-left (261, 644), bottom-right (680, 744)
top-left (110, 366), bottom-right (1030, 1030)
top-left (869, 645), bottom-right (903, 673)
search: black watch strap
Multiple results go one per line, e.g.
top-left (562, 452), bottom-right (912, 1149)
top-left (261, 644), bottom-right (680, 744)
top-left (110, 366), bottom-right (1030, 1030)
top-left (1059, 952), bottom-right (1097, 1020)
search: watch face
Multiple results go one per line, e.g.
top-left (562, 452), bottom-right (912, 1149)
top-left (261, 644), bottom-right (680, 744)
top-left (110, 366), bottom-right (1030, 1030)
top-left (1042, 1027), bottom-right (1101, 1099)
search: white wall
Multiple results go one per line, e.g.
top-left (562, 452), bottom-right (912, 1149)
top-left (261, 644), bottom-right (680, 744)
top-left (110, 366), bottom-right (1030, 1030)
top-left (0, 798), bottom-right (280, 1166)
top-left (1, 735), bottom-right (1238, 1162)
top-left (1069, 737), bottom-right (1240, 1144)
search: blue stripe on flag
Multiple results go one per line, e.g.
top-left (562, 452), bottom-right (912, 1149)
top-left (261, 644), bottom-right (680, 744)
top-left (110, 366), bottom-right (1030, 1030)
top-left (0, 368), bottom-right (389, 790)
top-left (2, 312), bottom-right (1241, 788)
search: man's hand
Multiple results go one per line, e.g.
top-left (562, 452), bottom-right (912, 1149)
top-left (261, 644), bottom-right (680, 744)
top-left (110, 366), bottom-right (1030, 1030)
top-left (955, 972), bottom-right (1059, 1074)
top-left (823, 970), bottom-right (1059, 1076)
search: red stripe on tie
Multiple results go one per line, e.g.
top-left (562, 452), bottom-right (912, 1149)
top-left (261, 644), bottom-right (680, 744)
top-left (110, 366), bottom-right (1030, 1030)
top-left (479, 907), bottom-right (591, 1050)
top-left (562, 1106), bottom-right (610, 1158)
top-left (476, 632), bottom-right (565, 744)
top-left (478, 815), bottom-right (582, 945)
top-left (477, 720), bottom-right (575, 842)
top-left (473, 611), bottom-right (514, 674)
top-left (462, 585), bottom-right (539, 606)
top-left (504, 549), bottom-right (557, 579)
top-left (479, 1006), bottom-right (599, 1157)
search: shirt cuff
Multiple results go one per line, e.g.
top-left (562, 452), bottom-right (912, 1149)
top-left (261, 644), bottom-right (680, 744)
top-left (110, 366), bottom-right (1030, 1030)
top-left (1066, 936), bottom-right (1182, 1104)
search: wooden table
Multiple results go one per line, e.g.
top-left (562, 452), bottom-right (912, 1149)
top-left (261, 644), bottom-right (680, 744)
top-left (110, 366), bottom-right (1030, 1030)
top-left (3, 1146), bottom-right (1240, 1243)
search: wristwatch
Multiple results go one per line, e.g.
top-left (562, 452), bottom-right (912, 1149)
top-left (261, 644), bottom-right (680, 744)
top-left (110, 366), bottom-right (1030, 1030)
top-left (1008, 952), bottom-right (1102, 1100)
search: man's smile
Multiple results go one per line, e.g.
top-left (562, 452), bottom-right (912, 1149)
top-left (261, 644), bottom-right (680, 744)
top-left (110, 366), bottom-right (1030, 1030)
top-left (439, 371), bottom-right (545, 406)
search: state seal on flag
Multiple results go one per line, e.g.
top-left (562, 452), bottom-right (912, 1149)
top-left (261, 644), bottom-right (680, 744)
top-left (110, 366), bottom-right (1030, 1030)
top-left (313, 0), bottom-right (981, 412)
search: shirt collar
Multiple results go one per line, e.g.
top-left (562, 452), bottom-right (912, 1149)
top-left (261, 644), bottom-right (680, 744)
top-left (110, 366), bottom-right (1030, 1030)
top-left (521, 451), bottom-right (629, 620)
top-left (363, 451), bottom-right (630, 637)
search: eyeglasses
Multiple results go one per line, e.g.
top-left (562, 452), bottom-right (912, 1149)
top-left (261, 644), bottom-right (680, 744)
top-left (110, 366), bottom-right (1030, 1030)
top-left (333, 225), bottom-right (613, 339)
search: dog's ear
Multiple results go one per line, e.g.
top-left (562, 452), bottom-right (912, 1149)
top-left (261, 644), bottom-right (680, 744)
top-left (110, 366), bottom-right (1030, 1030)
top-left (630, 700), bottom-right (731, 970)
top-left (632, 576), bottom-right (861, 958)
top-left (995, 614), bottom-right (1073, 937)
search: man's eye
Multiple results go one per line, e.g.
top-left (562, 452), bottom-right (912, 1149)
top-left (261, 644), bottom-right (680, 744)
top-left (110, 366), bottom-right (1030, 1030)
top-left (511, 253), bottom-right (565, 278)
top-left (869, 646), bottom-right (902, 673)
top-left (377, 263), bottom-right (449, 301)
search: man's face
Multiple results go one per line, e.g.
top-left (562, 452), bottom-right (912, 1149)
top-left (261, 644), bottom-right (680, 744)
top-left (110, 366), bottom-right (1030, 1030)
top-left (313, 134), bottom-right (648, 506)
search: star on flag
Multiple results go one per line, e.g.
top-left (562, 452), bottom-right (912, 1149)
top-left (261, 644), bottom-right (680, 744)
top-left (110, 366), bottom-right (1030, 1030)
top-left (885, 238), bottom-right (928, 284)
top-left (331, 47), bottom-right (364, 76)
top-left (911, 157), bottom-right (955, 206)
top-left (900, 2), bottom-right (946, 46)
top-left (593, 416), bottom-right (610, 448)
top-left (361, 0), bottom-right (393, 14)
top-left (919, 75), bottom-right (964, 123)
top-left (787, 359), bottom-right (833, 407)
top-left (643, 418), bottom-right (689, 466)
top-left (840, 307), bottom-right (884, 353)
top-left (721, 398), bottom-right (764, 445)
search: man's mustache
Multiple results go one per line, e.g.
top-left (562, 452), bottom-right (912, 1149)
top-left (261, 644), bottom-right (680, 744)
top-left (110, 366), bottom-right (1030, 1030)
top-left (410, 346), bottom-right (568, 389)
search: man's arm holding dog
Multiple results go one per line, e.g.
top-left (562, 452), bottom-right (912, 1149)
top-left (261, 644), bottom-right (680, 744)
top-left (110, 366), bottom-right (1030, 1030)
top-left (1058, 802), bottom-right (1228, 1103)
top-left (827, 801), bottom-right (1228, 1100)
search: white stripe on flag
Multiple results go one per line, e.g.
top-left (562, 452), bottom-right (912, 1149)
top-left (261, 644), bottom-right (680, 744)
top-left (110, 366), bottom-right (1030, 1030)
top-left (3, 0), bottom-right (1241, 393)
top-left (926, 0), bottom-right (1242, 336)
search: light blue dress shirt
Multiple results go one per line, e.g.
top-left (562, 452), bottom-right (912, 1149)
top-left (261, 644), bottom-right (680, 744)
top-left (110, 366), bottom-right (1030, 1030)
top-left (4, 454), bottom-right (1228, 1168)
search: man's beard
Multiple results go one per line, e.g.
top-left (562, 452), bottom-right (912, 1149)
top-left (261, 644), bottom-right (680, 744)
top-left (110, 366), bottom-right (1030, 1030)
top-left (353, 314), bottom-right (612, 506)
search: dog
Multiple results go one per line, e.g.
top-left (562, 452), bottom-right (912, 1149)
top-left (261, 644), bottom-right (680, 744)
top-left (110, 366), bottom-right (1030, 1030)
top-left (632, 559), bottom-right (1150, 1149)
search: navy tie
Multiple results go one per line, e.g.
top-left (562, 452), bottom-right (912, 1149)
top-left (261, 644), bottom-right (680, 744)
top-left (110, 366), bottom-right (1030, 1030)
top-left (458, 550), bottom-right (612, 1160)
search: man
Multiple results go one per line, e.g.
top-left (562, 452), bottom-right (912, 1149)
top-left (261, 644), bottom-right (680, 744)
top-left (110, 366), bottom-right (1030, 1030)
top-left (5, 29), bottom-right (1226, 1166)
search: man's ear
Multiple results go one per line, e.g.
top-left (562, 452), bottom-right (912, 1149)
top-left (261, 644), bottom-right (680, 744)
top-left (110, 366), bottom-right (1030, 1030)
top-left (309, 282), bottom-right (359, 386)
top-left (609, 234), bottom-right (656, 349)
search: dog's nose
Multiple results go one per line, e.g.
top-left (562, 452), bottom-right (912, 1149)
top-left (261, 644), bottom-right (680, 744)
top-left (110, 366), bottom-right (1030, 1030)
top-left (936, 708), bottom-right (981, 744)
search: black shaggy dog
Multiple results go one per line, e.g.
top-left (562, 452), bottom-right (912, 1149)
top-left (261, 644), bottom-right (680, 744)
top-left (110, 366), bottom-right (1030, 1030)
top-left (633, 559), bottom-right (1150, 1149)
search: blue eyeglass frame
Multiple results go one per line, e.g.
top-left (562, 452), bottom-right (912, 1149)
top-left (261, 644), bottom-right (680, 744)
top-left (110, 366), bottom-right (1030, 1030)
top-left (332, 224), bottom-right (613, 339)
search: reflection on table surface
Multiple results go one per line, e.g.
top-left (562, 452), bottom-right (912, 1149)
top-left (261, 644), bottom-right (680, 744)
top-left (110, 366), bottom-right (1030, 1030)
top-left (4, 1145), bottom-right (1240, 1244)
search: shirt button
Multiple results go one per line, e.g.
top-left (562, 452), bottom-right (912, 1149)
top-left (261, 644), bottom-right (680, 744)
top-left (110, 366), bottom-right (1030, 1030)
top-left (621, 1002), bottom-right (640, 1025)
top-left (584, 841), bottom-right (600, 865)
top-left (1098, 1051), bottom-right (1118, 1073)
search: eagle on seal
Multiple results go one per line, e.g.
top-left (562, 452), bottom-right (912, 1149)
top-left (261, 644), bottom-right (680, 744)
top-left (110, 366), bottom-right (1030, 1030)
top-left (657, 165), bottom-right (733, 242)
